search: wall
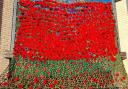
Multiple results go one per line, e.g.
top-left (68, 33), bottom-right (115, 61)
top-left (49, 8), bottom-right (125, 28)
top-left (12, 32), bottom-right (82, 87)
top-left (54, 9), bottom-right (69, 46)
top-left (0, 0), bottom-right (4, 32)
top-left (0, 0), bottom-right (14, 75)
top-left (116, 0), bottom-right (128, 74)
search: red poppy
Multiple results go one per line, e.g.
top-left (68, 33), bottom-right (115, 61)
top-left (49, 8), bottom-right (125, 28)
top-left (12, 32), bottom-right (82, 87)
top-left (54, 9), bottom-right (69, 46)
top-left (43, 79), bottom-right (47, 85)
top-left (27, 74), bottom-right (31, 79)
top-left (74, 86), bottom-right (79, 89)
top-left (18, 84), bottom-right (23, 88)
top-left (114, 72), bottom-right (119, 77)
top-left (88, 86), bottom-right (93, 89)
top-left (16, 63), bottom-right (20, 66)
top-left (121, 76), bottom-right (126, 80)
top-left (35, 69), bottom-right (39, 73)
top-left (48, 84), bottom-right (53, 88)
top-left (6, 73), bottom-right (10, 78)
top-left (91, 78), bottom-right (97, 83)
top-left (83, 80), bottom-right (86, 84)
top-left (100, 83), bottom-right (105, 88)
top-left (14, 77), bottom-right (19, 82)
top-left (1, 82), bottom-right (8, 87)
top-left (28, 86), bottom-right (33, 89)
top-left (42, 67), bottom-right (46, 71)
top-left (53, 80), bottom-right (58, 85)
top-left (40, 75), bottom-right (44, 79)
top-left (33, 77), bottom-right (38, 83)
top-left (61, 85), bottom-right (65, 88)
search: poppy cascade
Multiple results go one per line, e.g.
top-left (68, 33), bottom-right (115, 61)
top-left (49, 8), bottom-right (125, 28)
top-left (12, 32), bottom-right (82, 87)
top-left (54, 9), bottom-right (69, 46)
top-left (14, 0), bottom-right (118, 62)
top-left (1, 0), bottom-right (128, 89)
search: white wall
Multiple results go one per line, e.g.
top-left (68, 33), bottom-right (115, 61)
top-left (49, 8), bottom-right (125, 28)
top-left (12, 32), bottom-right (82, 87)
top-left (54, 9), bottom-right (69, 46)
top-left (116, 0), bottom-right (128, 74)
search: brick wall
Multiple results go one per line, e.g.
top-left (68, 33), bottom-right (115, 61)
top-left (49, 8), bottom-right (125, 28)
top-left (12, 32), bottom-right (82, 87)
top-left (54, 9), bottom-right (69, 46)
top-left (0, 0), bottom-right (14, 75)
top-left (0, 0), bottom-right (3, 33)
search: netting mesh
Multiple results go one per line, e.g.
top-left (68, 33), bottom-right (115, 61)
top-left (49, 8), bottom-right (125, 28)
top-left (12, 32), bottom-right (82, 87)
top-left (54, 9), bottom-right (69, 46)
top-left (0, 0), bottom-right (128, 89)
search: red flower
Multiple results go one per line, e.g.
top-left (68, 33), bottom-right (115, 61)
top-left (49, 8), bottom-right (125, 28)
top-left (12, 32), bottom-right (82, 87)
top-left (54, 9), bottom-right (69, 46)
top-left (14, 77), bottom-right (19, 82)
top-left (33, 77), bottom-right (38, 83)
top-left (1, 82), bottom-right (8, 87)
top-left (6, 73), bottom-right (10, 78)
top-left (47, 71), bottom-right (51, 76)
top-left (110, 56), bottom-right (116, 62)
top-left (27, 74), bottom-right (31, 79)
top-left (40, 75), bottom-right (44, 79)
top-left (18, 84), bottom-right (23, 88)
top-left (61, 85), bottom-right (65, 88)
top-left (28, 86), bottom-right (33, 89)
top-left (74, 86), bottom-right (79, 89)
top-left (121, 76), bottom-right (126, 81)
top-left (88, 86), bottom-right (93, 89)
top-left (43, 79), bottom-right (47, 85)
top-left (42, 67), bottom-right (46, 71)
top-left (100, 83), bottom-right (105, 88)
top-left (111, 80), bottom-right (114, 84)
top-left (16, 63), bottom-right (20, 66)
top-left (48, 84), bottom-right (53, 88)
top-left (114, 72), bottom-right (119, 77)
top-left (53, 80), bottom-right (58, 85)
top-left (83, 80), bottom-right (86, 84)
top-left (35, 69), bottom-right (39, 73)
top-left (91, 78), bottom-right (97, 83)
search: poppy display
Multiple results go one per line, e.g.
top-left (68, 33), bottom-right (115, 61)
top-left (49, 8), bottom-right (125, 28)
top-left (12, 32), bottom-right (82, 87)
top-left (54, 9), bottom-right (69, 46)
top-left (14, 0), bottom-right (118, 62)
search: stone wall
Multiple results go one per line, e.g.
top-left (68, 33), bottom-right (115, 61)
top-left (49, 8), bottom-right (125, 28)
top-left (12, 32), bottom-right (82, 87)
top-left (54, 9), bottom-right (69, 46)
top-left (0, 0), bottom-right (14, 75)
top-left (116, 0), bottom-right (128, 74)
